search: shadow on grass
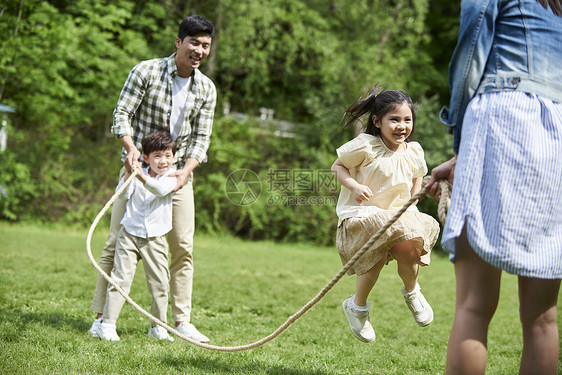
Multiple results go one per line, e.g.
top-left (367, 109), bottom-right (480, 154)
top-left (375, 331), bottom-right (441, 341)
top-left (0, 307), bottom-right (88, 330)
top-left (1, 306), bottom-right (329, 374)
top-left (0, 307), bottom-right (145, 339)
top-left (0, 306), bottom-right (161, 341)
top-left (160, 352), bottom-right (329, 375)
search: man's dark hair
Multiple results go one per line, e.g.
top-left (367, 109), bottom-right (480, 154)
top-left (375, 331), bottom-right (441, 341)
top-left (178, 15), bottom-right (214, 41)
top-left (142, 130), bottom-right (176, 156)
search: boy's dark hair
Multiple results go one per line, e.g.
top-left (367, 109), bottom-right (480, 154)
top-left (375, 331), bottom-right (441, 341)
top-left (178, 15), bottom-right (214, 41)
top-left (343, 84), bottom-right (416, 141)
top-left (142, 130), bottom-right (176, 156)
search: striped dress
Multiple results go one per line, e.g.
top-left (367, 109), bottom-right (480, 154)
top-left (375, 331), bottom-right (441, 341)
top-left (442, 91), bottom-right (562, 279)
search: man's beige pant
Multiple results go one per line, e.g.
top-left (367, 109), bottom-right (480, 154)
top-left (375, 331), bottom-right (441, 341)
top-left (91, 170), bottom-right (195, 323)
top-left (103, 229), bottom-right (170, 325)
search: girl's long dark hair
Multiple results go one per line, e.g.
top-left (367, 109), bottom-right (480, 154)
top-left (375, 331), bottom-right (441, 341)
top-left (343, 84), bottom-right (416, 141)
top-left (537, 0), bottom-right (562, 15)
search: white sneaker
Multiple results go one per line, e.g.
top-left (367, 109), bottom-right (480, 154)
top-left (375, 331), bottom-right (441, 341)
top-left (174, 322), bottom-right (210, 343)
top-left (342, 296), bottom-right (376, 343)
top-left (148, 326), bottom-right (174, 342)
top-left (96, 322), bottom-right (120, 341)
top-left (401, 284), bottom-right (433, 327)
top-left (88, 318), bottom-right (102, 337)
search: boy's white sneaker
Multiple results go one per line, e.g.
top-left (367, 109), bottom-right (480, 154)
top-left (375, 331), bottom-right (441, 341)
top-left (342, 296), bottom-right (376, 343)
top-left (401, 284), bottom-right (433, 327)
top-left (88, 318), bottom-right (102, 337)
top-left (96, 322), bottom-right (120, 341)
top-left (148, 326), bottom-right (174, 342)
top-left (174, 322), bottom-right (210, 343)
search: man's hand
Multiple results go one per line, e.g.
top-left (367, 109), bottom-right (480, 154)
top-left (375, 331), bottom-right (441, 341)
top-left (169, 157), bottom-right (200, 192)
top-left (170, 168), bottom-right (191, 192)
top-left (124, 149), bottom-right (141, 173)
top-left (120, 135), bottom-right (141, 173)
top-left (426, 156), bottom-right (457, 199)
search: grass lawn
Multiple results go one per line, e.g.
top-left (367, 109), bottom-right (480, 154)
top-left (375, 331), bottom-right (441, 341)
top-left (1, 222), bottom-right (560, 374)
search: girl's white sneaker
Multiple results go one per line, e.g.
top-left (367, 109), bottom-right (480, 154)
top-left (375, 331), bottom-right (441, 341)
top-left (342, 296), bottom-right (376, 343)
top-left (401, 284), bottom-right (434, 327)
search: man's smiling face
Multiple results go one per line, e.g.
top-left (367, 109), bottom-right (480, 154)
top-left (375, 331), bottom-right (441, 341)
top-left (175, 32), bottom-right (212, 77)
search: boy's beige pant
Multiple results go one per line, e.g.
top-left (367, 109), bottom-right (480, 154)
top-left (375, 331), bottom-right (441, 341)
top-left (91, 169), bottom-right (195, 323)
top-left (102, 229), bottom-right (170, 325)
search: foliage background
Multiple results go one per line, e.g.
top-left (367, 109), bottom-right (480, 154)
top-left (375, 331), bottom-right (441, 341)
top-left (0, 0), bottom-right (459, 245)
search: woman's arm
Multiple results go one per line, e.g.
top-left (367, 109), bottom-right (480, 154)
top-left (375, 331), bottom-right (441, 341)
top-left (426, 156), bottom-right (457, 199)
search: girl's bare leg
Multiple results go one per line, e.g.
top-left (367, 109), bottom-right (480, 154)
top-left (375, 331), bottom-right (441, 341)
top-left (354, 255), bottom-right (387, 306)
top-left (518, 276), bottom-right (560, 375)
top-left (390, 240), bottom-right (420, 292)
top-left (446, 226), bottom-right (501, 375)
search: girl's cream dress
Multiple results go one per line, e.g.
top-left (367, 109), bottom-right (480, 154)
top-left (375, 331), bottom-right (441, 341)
top-left (335, 134), bottom-right (440, 275)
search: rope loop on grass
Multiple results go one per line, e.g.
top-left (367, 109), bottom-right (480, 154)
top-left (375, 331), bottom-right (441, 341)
top-left (86, 171), bottom-right (450, 352)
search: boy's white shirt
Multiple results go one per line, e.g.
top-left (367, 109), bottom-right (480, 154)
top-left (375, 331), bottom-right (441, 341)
top-left (116, 166), bottom-right (177, 238)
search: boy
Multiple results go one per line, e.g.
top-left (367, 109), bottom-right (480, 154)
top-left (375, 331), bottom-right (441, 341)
top-left (96, 130), bottom-right (178, 341)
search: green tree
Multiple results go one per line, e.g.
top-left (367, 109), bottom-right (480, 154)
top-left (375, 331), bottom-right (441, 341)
top-left (0, 0), bottom-right (170, 221)
top-left (0, 0), bottom-right (455, 245)
top-left (424, 0), bottom-right (461, 102)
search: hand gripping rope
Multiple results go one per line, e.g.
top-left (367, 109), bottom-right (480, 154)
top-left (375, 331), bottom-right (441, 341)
top-left (86, 169), bottom-right (451, 352)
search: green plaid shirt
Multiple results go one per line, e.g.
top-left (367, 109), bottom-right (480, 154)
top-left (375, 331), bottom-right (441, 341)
top-left (112, 53), bottom-right (216, 168)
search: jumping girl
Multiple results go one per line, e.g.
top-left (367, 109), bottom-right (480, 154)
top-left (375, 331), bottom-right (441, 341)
top-left (331, 85), bottom-right (440, 342)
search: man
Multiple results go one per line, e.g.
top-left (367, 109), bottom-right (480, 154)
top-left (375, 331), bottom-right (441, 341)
top-left (89, 15), bottom-right (216, 343)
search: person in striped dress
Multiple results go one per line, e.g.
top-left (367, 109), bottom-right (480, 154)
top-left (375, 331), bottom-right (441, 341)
top-left (427, 1), bottom-right (562, 373)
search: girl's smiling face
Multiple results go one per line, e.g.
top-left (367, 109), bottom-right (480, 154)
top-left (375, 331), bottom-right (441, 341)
top-left (373, 102), bottom-right (413, 152)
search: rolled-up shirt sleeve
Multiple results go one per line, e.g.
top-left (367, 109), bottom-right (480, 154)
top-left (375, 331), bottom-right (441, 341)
top-left (112, 65), bottom-right (147, 139)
